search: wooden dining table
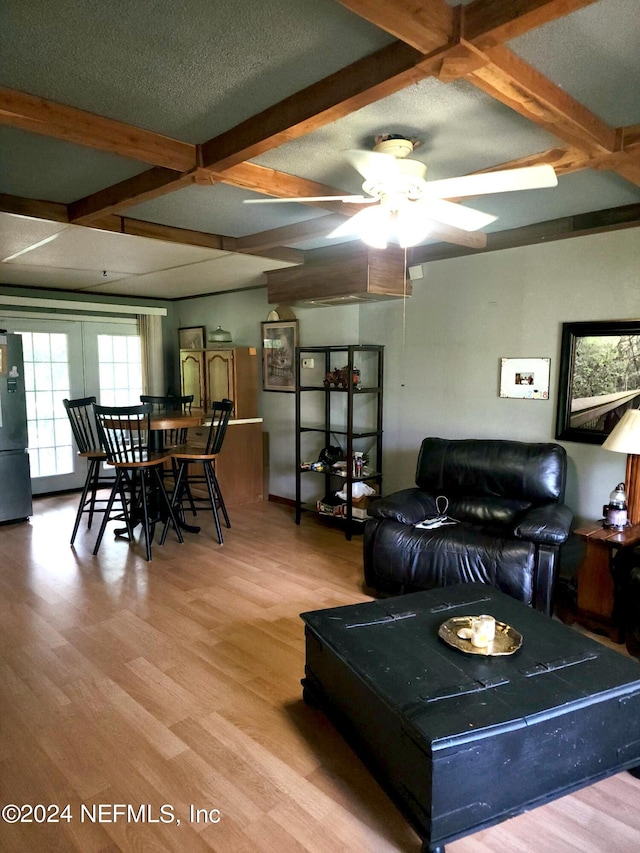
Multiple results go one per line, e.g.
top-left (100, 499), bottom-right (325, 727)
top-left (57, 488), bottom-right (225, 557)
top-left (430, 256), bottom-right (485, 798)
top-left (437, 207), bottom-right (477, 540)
top-left (148, 411), bottom-right (203, 452)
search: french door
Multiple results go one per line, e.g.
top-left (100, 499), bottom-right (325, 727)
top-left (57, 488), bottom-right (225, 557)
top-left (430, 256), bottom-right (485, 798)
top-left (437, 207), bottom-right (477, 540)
top-left (0, 315), bottom-right (142, 494)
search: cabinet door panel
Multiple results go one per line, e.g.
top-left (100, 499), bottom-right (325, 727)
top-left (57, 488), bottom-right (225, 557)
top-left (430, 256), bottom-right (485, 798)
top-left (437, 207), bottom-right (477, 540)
top-left (180, 351), bottom-right (205, 408)
top-left (205, 351), bottom-right (234, 410)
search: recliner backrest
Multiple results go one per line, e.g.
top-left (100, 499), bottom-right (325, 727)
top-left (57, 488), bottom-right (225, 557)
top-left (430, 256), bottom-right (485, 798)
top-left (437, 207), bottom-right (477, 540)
top-left (415, 438), bottom-right (567, 506)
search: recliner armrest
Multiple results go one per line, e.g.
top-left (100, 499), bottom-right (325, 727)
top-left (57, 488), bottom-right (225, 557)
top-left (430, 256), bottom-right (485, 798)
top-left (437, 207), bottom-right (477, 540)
top-left (513, 503), bottom-right (573, 546)
top-left (368, 488), bottom-right (438, 525)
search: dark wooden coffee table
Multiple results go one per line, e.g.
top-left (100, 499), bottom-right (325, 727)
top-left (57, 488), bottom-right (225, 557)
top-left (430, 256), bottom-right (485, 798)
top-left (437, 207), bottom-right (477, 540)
top-left (301, 583), bottom-right (640, 852)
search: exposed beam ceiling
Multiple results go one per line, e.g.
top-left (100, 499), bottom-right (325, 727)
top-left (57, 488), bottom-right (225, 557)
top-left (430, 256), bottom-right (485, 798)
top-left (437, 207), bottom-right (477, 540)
top-left (0, 0), bottom-right (637, 270)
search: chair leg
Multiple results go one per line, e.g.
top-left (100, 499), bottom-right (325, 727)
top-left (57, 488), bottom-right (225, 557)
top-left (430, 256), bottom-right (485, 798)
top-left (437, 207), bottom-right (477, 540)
top-left (204, 460), bottom-right (224, 544)
top-left (139, 468), bottom-right (153, 562)
top-left (162, 460), bottom-right (187, 546)
top-left (155, 467), bottom-right (184, 547)
top-left (211, 461), bottom-right (230, 529)
top-left (172, 458), bottom-right (197, 516)
top-left (93, 470), bottom-right (128, 555)
top-left (71, 460), bottom-right (95, 545)
top-left (87, 459), bottom-right (103, 530)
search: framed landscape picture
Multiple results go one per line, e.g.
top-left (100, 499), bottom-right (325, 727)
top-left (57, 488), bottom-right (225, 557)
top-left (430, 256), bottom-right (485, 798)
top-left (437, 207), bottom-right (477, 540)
top-left (261, 320), bottom-right (298, 391)
top-left (556, 320), bottom-right (640, 444)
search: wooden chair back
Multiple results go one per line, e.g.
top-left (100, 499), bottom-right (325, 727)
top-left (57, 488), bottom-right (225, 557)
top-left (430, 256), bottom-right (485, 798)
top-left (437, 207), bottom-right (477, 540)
top-left (93, 403), bottom-right (153, 465)
top-left (140, 394), bottom-right (193, 413)
top-left (203, 399), bottom-right (233, 456)
top-left (62, 396), bottom-right (102, 454)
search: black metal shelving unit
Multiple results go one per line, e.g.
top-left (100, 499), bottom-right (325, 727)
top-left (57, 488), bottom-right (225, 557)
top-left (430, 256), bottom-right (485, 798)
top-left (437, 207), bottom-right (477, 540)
top-left (295, 344), bottom-right (384, 540)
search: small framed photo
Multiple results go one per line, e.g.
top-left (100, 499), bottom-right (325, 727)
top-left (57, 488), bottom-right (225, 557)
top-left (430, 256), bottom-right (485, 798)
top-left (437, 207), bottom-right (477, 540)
top-left (178, 326), bottom-right (205, 350)
top-left (262, 320), bottom-right (298, 392)
top-left (500, 357), bottom-right (550, 400)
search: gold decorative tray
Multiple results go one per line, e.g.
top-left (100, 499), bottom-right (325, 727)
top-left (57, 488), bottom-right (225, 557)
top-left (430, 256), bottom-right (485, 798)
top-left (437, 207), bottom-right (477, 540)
top-left (438, 616), bottom-right (523, 657)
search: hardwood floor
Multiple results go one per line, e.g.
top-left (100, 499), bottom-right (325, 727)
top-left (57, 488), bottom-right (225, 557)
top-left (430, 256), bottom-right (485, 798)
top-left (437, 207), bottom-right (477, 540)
top-left (1, 495), bottom-right (639, 852)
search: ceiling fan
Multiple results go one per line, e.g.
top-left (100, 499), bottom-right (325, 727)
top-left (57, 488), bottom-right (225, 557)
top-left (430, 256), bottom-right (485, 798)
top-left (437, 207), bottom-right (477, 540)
top-left (244, 135), bottom-right (558, 248)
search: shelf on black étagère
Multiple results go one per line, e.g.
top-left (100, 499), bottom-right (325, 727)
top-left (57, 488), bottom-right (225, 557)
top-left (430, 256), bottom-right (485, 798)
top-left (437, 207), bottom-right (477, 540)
top-left (294, 344), bottom-right (384, 541)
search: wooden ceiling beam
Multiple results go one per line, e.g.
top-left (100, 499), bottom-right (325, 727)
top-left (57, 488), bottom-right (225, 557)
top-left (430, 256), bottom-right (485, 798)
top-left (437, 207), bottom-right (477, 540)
top-left (0, 88), bottom-right (195, 172)
top-left (462, 0), bottom-right (601, 50)
top-left (594, 152), bottom-right (640, 187)
top-left (122, 216), bottom-right (303, 263)
top-left (464, 44), bottom-right (617, 156)
top-left (622, 124), bottom-right (640, 151)
top-left (411, 202), bottom-right (640, 265)
top-left (335, 4), bottom-right (618, 164)
top-left (205, 162), bottom-right (369, 216)
top-left (475, 145), bottom-right (591, 177)
top-left (335, 1), bottom-right (455, 53)
top-left (121, 219), bottom-right (229, 251)
top-left (0, 193), bottom-right (69, 223)
top-left (236, 215), bottom-right (349, 252)
top-left (67, 167), bottom-right (195, 224)
top-left (200, 40), bottom-right (431, 172)
top-left (0, 191), bottom-right (302, 262)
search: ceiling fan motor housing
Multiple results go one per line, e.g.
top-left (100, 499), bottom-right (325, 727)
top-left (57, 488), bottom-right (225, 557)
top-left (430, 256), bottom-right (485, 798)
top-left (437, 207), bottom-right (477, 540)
top-left (373, 136), bottom-right (415, 158)
top-left (362, 158), bottom-right (428, 202)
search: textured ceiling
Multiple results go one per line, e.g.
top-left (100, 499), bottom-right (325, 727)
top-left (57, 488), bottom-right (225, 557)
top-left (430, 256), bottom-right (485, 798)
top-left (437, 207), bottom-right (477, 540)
top-left (0, 0), bottom-right (638, 299)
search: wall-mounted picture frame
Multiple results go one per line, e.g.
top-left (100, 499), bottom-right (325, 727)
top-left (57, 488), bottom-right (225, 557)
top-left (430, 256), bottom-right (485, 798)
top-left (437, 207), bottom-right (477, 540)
top-left (499, 357), bottom-right (550, 400)
top-left (556, 320), bottom-right (640, 444)
top-left (178, 326), bottom-right (205, 350)
top-left (261, 320), bottom-right (298, 392)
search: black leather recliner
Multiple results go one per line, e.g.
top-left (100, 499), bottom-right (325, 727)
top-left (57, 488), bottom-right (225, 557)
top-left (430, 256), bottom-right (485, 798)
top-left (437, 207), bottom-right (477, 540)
top-left (363, 437), bottom-right (573, 615)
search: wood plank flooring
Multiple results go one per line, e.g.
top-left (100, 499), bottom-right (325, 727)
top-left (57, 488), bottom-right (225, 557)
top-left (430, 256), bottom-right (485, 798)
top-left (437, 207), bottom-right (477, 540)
top-left (1, 495), bottom-right (640, 852)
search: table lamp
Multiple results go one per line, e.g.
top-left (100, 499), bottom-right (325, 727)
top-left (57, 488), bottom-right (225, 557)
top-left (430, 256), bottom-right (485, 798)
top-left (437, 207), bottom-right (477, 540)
top-left (602, 409), bottom-right (640, 525)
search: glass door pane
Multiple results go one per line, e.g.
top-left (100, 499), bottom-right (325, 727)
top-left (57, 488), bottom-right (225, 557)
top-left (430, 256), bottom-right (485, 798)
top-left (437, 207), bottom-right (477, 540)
top-left (22, 331), bottom-right (73, 478)
top-left (0, 317), bottom-right (84, 493)
top-left (82, 323), bottom-right (142, 407)
top-left (95, 332), bottom-right (143, 406)
top-left (0, 316), bottom-right (142, 494)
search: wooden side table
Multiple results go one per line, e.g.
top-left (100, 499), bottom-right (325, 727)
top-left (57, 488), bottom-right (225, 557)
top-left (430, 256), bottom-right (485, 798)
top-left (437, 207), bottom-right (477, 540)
top-left (570, 520), bottom-right (640, 642)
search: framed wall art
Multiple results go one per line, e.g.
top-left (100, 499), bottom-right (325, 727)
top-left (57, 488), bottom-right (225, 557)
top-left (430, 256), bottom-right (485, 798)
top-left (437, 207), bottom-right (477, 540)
top-left (178, 326), bottom-right (205, 350)
top-left (261, 320), bottom-right (298, 391)
top-left (556, 320), bottom-right (640, 444)
top-left (499, 357), bottom-right (550, 400)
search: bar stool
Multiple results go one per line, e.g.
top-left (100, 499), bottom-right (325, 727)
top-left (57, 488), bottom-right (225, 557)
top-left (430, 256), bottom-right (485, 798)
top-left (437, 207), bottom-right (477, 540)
top-left (93, 403), bottom-right (184, 561)
top-left (62, 396), bottom-right (115, 545)
top-left (167, 399), bottom-right (233, 544)
top-left (140, 393), bottom-right (196, 512)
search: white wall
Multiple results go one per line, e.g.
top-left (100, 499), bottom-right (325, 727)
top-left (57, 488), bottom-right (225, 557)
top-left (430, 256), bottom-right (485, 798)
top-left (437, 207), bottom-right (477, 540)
top-left (360, 226), bottom-right (640, 520)
top-left (171, 226), bottom-right (640, 521)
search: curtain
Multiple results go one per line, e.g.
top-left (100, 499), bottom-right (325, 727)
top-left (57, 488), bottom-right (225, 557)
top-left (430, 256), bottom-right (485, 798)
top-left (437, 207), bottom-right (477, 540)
top-left (137, 313), bottom-right (165, 395)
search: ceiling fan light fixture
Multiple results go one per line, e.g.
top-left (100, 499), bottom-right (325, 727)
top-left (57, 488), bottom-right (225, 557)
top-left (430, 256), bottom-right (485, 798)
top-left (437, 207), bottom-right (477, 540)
top-left (393, 205), bottom-right (432, 248)
top-left (327, 205), bottom-right (389, 248)
top-left (357, 205), bottom-right (389, 249)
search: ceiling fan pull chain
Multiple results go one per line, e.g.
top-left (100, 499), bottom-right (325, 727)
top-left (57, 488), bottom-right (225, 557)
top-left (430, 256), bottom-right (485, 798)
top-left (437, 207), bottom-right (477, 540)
top-left (401, 248), bottom-right (407, 388)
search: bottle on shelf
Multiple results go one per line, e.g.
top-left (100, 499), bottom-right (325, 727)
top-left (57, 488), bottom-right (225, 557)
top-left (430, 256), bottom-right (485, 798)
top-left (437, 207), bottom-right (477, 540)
top-left (604, 483), bottom-right (628, 529)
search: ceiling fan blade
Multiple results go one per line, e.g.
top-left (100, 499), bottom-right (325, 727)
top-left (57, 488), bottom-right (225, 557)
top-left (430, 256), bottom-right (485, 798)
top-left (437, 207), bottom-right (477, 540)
top-left (243, 194), bottom-right (373, 204)
top-left (414, 198), bottom-right (497, 232)
top-left (424, 164), bottom-right (558, 199)
top-left (344, 149), bottom-right (400, 183)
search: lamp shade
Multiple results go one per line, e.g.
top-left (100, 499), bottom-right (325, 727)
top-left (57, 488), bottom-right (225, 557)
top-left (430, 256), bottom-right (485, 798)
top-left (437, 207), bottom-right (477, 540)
top-left (602, 409), bottom-right (640, 454)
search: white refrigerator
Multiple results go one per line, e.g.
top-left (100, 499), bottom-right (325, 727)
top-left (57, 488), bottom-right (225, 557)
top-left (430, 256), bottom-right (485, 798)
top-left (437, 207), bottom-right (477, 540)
top-left (0, 332), bottom-right (32, 523)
